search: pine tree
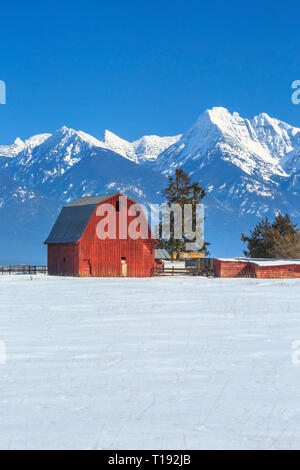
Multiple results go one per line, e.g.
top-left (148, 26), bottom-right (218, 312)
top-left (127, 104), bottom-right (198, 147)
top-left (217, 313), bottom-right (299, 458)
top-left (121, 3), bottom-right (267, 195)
top-left (242, 212), bottom-right (300, 258)
top-left (241, 217), bottom-right (274, 258)
top-left (159, 168), bottom-right (210, 255)
top-left (272, 213), bottom-right (298, 236)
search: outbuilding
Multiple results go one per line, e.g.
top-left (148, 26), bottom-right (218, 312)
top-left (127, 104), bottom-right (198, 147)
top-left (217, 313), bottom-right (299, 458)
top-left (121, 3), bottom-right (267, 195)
top-left (45, 193), bottom-right (158, 277)
top-left (214, 258), bottom-right (300, 279)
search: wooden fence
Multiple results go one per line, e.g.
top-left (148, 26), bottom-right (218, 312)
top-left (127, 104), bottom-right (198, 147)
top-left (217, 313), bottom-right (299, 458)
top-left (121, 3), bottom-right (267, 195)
top-left (0, 265), bottom-right (48, 275)
top-left (151, 266), bottom-right (214, 277)
top-left (0, 264), bottom-right (214, 277)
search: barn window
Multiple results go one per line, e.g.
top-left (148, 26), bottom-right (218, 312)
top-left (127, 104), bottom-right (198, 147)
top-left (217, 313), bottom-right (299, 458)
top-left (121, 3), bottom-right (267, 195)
top-left (116, 199), bottom-right (120, 212)
top-left (121, 257), bottom-right (126, 261)
top-left (63, 257), bottom-right (66, 263)
top-left (143, 244), bottom-right (151, 254)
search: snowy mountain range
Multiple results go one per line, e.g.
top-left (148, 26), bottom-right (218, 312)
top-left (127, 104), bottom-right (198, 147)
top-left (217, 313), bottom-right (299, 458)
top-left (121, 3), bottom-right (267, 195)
top-left (1, 106), bottom-right (300, 263)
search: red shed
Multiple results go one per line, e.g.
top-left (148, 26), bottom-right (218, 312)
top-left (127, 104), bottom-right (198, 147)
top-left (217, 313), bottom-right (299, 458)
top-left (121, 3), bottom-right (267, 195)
top-left (249, 259), bottom-right (300, 278)
top-left (45, 193), bottom-right (158, 277)
top-left (214, 258), bottom-right (252, 278)
top-left (214, 258), bottom-right (300, 279)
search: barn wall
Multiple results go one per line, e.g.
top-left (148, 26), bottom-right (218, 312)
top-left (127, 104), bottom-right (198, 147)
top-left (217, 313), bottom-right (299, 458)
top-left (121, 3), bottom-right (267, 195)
top-left (78, 239), bottom-right (155, 277)
top-left (78, 195), bottom-right (156, 277)
top-left (48, 244), bottom-right (79, 276)
top-left (214, 260), bottom-right (252, 278)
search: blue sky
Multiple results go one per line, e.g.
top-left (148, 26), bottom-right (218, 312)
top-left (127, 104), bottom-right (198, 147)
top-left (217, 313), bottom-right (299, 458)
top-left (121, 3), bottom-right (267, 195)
top-left (0, 0), bottom-right (299, 144)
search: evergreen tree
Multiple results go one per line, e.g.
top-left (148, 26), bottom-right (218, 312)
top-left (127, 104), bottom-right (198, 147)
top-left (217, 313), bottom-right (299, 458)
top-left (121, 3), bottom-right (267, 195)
top-left (242, 212), bottom-right (300, 258)
top-left (272, 213), bottom-right (298, 236)
top-left (159, 168), bottom-right (210, 255)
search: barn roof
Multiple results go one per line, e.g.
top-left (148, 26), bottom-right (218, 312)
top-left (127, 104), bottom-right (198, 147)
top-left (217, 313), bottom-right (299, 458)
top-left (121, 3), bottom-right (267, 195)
top-left (66, 194), bottom-right (116, 207)
top-left (45, 194), bottom-right (117, 244)
top-left (155, 248), bottom-right (171, 259)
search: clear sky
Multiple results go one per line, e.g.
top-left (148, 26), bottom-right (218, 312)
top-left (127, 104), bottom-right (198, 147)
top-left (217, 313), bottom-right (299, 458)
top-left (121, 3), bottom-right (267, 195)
top-left (0, 0), bottom-right (299, 144)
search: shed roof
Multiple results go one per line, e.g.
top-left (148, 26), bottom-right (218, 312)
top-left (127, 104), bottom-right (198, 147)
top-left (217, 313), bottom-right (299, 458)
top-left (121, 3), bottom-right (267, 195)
top-left (45, 194), bottom-right (117, 244)
top-left (216, 257), bottom-right (300, 266)
top-left (250, 259), bottom-right (300, 267)
top-left (155, 248), bottom-right (171, 259)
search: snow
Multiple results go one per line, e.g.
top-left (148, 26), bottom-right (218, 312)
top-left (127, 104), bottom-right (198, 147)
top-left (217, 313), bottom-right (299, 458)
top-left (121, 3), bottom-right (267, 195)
top-left (156, 107), bottom-right (299, 179)
top-left (282, 146), bottom-right (300, 175)
top-left (154, 107), bottom-right (300, 221)
top-left (251, 259), bottom-right (300, 266)
top-left (0, 138), bottom-right (25, 158)
top-left (104, 130), bottom-right (138, 162)
top-left (76, 130), bottom-right (107, 149)
top-left (24, 133), bottom-right (52, 149)
top-left (1, 275), bottom-right (300, 450)
top-left (0, 134), bottom-right (51, 158)
top-left (132, 135), bottom-right (182, 163)
top-left (103, 130), bottom-right (181, 163)
top-left (216, 258), bottom-right (300, 266)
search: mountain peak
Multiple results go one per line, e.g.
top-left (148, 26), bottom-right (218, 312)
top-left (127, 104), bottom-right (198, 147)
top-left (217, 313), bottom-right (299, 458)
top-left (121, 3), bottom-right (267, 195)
top-left (104, 129), bottom-right (131, 148)
top-left (208, 106), bottom-right (232, 115)
top-left (103, 130), bottom-right (136, 161)
top-left (103, 130), bottom-right (181, 163)
top-left (56, 125), bottom-right (77, 136)
top-left (0, 134), bottom-right (49, 158)
top-left (205, 107), bottom-right (245, 126)
top-left (14, 137), bottom-right (24, 146)
top-left (257, 112), bottom-right (272, 119)
top-left (51, 126), bottom-right (105, 149)
top-left (156, 106), bottom-right (300, 180)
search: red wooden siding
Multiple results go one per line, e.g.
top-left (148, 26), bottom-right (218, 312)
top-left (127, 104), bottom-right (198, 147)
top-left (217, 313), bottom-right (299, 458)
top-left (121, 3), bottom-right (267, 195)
top-left (214, 259), bottom-right (300, 279)
top-left (47, 244), bottom-right (79, 276)
top-left (254, 264), bottom-right (300, 279)
top-left (78, 239), bottom-right (155, 277)
top-left (214, 259), bottom-right (252, 278)
top-left (78, 195), bottom-right (155, 277)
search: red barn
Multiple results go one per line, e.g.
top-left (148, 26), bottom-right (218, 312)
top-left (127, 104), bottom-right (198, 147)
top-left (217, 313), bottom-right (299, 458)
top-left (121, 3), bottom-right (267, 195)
top-left (45, 193), bottom-right (158, 277)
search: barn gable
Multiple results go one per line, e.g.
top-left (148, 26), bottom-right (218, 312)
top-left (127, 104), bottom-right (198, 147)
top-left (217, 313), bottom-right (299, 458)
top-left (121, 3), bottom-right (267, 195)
top-left (45, 194), bottom-right (117, 244)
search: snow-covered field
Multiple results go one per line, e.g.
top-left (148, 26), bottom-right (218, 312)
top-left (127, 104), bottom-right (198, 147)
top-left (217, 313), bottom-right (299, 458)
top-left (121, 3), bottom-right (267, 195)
top-left (0, 275), bottom-right (300, 450)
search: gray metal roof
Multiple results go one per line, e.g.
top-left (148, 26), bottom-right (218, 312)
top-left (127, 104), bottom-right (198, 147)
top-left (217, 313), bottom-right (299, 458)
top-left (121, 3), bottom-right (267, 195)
top-left (66, 194), bottom-right (116, 207)
top-left (45, 194), bottom-right (117, 244)
top-left (155, 248), bottom-right (171, 259)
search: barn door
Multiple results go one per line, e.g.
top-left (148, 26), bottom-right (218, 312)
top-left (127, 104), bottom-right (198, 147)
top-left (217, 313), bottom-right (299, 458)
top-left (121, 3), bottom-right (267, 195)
top-left (121, 257), bottom-right (127, 277)
top-left (81, 259), bottom-right (92, 276)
